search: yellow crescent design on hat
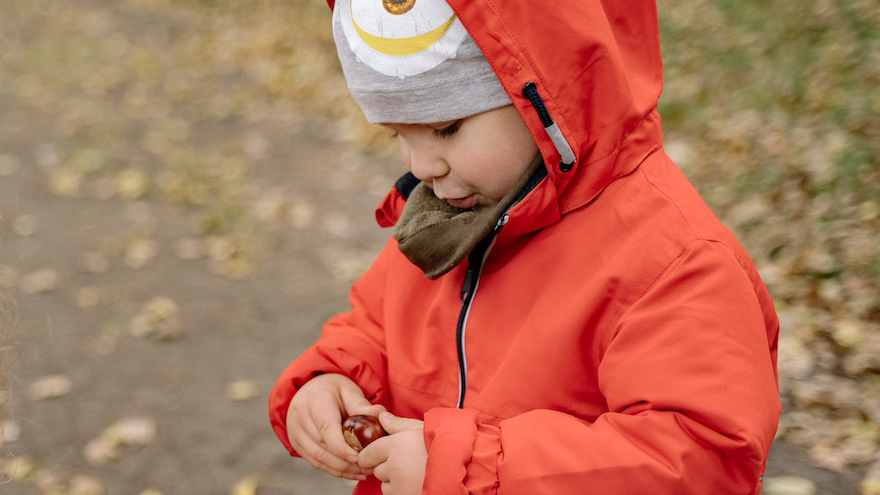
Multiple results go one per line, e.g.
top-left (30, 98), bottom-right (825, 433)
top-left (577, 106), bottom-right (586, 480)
top-left (339, 0), bottom-right (468, 78)
top-left (351, 9), bottom-right (456, 57)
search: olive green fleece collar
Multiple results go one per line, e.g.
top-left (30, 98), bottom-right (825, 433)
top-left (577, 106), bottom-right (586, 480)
top-left (392, 156), bottom-right (544, 279)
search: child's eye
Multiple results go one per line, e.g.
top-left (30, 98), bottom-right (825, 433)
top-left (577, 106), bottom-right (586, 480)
top-left (432, 120), bottom-right (462, 139)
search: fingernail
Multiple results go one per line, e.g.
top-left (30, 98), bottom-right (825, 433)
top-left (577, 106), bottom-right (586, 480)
top-left (355, 474), bottom-right (367, 481)
top-left (380, 411), bottom-right (393, 420)
top-left (347, 456), bottom-right (358, 463)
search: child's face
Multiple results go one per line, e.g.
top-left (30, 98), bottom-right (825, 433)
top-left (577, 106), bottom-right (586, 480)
top-left (385, 105), bottom-right (539, 211)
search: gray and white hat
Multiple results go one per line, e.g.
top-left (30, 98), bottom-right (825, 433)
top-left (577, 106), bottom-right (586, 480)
top-left (332, 0), bottom-right (511, 124)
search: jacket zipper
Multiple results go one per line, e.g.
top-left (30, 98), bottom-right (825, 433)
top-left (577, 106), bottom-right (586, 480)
top-left (451, 159), bottom-right (545, 408)
top-left (455, 215), bottom-right (507, 408)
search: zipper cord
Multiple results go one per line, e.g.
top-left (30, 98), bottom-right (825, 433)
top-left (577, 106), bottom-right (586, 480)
top-left (523, 82), bottom-right (576, 172)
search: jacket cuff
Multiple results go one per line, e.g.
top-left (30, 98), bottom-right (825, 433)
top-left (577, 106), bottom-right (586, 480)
top-left (423, 408), bottom-right (501, 495)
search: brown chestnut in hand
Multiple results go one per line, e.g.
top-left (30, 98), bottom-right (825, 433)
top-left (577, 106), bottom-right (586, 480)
top-left (342, 415), bottom-right (387, 452)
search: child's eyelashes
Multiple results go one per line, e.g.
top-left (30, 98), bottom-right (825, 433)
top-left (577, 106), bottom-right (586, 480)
top-left (384, 120), bottom-right (461, 140)
top-left (432, 120), bottom-right (462, 139)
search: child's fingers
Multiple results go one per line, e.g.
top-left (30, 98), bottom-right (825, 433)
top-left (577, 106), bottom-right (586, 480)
top-left (288, 399), bottom-right (358, 473)
top-left (293, 431), bottom-right (367, 480)
top-left (339, 383), bottom-right (386, 417)
top-left (292, 404), bottom-right (324, 444)
top-left (318, 417), bottom-right (360, 461)
top-left (377, 411), bottom-right (422, 434)
top-left (356, 435), bottom-right (390, 470)
top-left (308, 399), bottom-right (360, 460)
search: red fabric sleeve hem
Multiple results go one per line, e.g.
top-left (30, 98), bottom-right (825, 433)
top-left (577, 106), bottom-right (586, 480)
top-left (422, 408), bottom-right (501, 495)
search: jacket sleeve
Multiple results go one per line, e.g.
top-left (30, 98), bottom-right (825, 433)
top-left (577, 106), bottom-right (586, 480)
top-left (268, 239), bottom-right (396, 455)
top-left (421, 239), bottom-right (781, 495)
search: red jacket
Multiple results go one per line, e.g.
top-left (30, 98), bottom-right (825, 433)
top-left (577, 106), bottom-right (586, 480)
top-left (269, 1), bottom-right (781, 494)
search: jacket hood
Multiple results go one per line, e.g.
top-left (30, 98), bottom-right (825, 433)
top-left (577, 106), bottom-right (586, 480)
top-left (328, 0), bottom-right (666, 231)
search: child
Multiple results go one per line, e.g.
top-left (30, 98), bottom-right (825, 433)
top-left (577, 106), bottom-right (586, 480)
top-left (269, 0), bottom-right (781, 494)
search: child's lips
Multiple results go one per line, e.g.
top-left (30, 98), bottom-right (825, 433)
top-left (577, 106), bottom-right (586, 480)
top-left (445, 195), bottom-right (477, 209)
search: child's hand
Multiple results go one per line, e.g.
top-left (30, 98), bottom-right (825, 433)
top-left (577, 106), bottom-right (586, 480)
top-left (286, 373), bottom-right (386, 481)
top-left (357, 412), bottom-right (426, 495)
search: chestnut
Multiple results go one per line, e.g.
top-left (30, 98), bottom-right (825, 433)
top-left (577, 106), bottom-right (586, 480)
top-left (342, 415), bottom-right (387, 452)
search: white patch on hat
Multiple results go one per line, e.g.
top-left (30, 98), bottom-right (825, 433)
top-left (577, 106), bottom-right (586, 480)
top-left (339, 0), bottom-right (468, 78)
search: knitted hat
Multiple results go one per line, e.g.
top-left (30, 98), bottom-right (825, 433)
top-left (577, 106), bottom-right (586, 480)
top-left (332, 0), bottom-right (511, 124)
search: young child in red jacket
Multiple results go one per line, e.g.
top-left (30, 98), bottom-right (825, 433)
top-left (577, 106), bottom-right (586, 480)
top-left (269, 1), bottom-right (781, 494)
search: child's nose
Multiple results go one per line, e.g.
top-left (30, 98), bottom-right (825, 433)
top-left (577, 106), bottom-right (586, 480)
top-left (407, 148), bottom-right (449, 182)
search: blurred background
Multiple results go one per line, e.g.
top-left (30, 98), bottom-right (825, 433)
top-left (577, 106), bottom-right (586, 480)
top-left (0, 0), bottom-right (877, 494)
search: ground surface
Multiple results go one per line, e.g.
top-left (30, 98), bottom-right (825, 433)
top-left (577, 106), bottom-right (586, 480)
top-left (1, 1), bottom-right (877, 494)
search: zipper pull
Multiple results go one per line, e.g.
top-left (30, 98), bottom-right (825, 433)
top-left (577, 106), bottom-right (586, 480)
top-left (460, 266), bottom-right (474, 302)
top-left (523, 82), bottom-right (576, 172)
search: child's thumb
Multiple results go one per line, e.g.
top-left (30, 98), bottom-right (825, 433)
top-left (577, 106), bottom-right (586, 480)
top-left (378, 411), bottom-right (422, 434)
top-left (339, 384), bottom-right (385, 417)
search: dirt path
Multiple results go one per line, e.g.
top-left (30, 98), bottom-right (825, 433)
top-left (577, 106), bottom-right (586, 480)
top-left (0, 119), bottom-right (395, 494)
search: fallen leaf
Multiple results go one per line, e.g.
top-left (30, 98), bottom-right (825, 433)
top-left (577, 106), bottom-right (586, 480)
top-left (231, 474), bottom-right (260, 495)
top-left (20, 267), bottom-right (60, 294)
top-left (129, 296), bottom-right (182, 340)
top-left (33, 467), bottom-right (65, 493)
top-left (762, 475), bottom-right (817, 495)
top-left (76, 286), bottom-right (104, 309)
top-left (28, 374), bottom-right (73, 401)
top-left (206, 236), bottom-right (255, 279)
top-left (124, 237), bottom-right (159, 269)
top-left (862, 478), bottom-right (880, 495)
top-left (830, 317), bottom-right (866, 349)
top-left (859, 200), bottom-right (879, 222)
top-left (206, 236), bottom-right (236, 261)
top-left (105, 415), bottom-right (158, 447)
top-left (251, 187), bottom-right (288, 226)
top-left (69, 474), bottom-right (105, 495)
top-left (210, 255), bottom-right (254, 280)
top-left (47, 168), bottom-right (83, 198)
top-left (810, 441), bottom-right (849, 472)
top-left (2, 419), bottom-right (20, 444)
top-left (288, 199), bottom-right (316, 229)
top-left (83, 436), bottom-right (119, 467)
top-left (0, 455), bottom-right (36, 482)
top-left (84, 415), bottom-right (158, 466)
top-left (226, 380), bottom-right (260, 402)
top-left (862, 461), bottom-right (880, 495)
top-left (116, 167), bottom-right (150, 199)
